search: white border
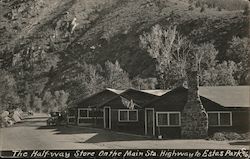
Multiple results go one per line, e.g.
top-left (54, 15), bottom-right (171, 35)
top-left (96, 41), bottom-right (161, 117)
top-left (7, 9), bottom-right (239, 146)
top-left (207, 111), bottom-right (232, 126)
top-left (118, 109), bottom-right (138, 122)
top-left (156, 111), bottom-right (181, 127)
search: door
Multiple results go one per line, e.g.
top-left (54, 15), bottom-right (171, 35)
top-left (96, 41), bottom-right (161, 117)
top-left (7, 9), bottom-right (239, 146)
top-left (104, 106), bottom-right (111, 129)
top-left (145, 108), bottom-right (155, 136)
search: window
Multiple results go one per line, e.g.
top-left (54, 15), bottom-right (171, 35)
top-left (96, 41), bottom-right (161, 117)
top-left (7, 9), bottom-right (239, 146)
top-left (157, 113), bottom-right (168, 126)
top-left (118, 110), bottom-right (138, 122)
top-left (120, 111), bottom-right (128, 121)
top-left (129, 111), bottom-right (137, 121)
top-left (208, 111), bottom-right (232, 126)
top-left (67, 109), bottom-right (76, 124)
top-left (78, 108), bottom-right (103, 119)
top-left (156, 112), bottom-right (180, 127)
top-left (68, 109), bottom-right (75, 117)
top-left (79, 108), bottom-right (89, 118)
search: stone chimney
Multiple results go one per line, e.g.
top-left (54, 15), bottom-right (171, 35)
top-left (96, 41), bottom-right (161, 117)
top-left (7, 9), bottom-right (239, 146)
top-left (181, 52), bottom-right (208, 139)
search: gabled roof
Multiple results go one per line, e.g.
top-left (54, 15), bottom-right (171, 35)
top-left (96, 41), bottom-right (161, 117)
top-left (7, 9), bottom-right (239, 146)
top-left (146, 86), bottom-right (250, 108)
top-left (99, 88), bottom-right (160, 108)
top-left (74, 88), bottom-right (124, 108)
top-left (199, 86), bottom-right (250, 107)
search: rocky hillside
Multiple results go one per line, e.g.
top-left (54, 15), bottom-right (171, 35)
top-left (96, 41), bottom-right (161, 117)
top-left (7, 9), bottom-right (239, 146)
top-left (0, 0), bottom-right (248, 77)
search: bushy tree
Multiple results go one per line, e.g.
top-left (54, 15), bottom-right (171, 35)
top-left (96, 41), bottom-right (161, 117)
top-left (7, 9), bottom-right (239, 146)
top-left (201, 61), bottom-right (237, 86)
top-left (140, 24), bottom-right (191, 89)
top-left (226, 36), bottom-right (249, 84)
top-left (140, 24), bottom-right (238, 88)
top-left (132, 77), bottom-right (157, 89)
top-left (42, 90), bottom-right (69, 112)
top-left (0, 70), bottom-right (20, 113)
top-left (33, 96), bottom-right (42, 112)
top-left (103, 60), bottom-right (131, 89)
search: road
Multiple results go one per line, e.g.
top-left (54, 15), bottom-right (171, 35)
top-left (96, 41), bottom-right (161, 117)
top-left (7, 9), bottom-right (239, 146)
top-left (0, 114), bottom-right (249, 150)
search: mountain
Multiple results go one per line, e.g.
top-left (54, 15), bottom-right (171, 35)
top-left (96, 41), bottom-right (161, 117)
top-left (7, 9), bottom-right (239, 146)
top-left (0, 0), bottom-right (248, 86)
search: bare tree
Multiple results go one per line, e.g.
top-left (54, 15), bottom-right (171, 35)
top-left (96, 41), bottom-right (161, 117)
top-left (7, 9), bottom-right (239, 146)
top-left (140, 24), bottom-right (192, 89)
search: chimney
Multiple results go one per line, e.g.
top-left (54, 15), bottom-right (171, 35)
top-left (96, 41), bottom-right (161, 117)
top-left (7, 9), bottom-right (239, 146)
top-left (181, 52), bottom-right (208, 138)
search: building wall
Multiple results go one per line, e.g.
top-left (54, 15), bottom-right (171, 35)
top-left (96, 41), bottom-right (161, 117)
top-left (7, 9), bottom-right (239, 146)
top-left (78, 118), bottom-right (103, 127)
top-left (155, 127), bottom-right (181, 139)
top-left (154, 110), bottom-right (250, 139)
top-left (208, 110), bottom-right (250, 134)
top-left (110, 109), bottom-right (145, 135)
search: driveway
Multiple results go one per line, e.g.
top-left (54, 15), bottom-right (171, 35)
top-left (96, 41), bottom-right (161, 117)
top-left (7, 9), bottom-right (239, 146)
top-left (0, 114), bottom-right (249, 150)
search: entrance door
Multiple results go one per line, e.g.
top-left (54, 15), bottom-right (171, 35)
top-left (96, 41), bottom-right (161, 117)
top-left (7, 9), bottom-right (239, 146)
top-left (145, 108), bottom-right (155, 136)
top-left (104, 107), bottom-right (111, 129)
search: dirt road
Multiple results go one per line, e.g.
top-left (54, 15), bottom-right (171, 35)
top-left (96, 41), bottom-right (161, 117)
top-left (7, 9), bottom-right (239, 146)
top-left (0, 114), bottom-right (248, 150)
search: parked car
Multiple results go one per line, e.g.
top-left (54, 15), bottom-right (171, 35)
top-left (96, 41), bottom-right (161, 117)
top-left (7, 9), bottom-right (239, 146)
top-left (47, 111), bottom-right (66, 126)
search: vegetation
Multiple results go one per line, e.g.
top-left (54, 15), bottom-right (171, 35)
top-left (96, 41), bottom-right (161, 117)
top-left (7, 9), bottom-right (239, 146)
top-left (140, 24), bottom-right (239, 89)
top-left (226, 37), bottom-right (249, 84)
top-left (0, 70), bottom-right (20, 113)
top-left (0, 0), bottom-right (249, 112)
top-left (191, 0), bottom-right (248, 11)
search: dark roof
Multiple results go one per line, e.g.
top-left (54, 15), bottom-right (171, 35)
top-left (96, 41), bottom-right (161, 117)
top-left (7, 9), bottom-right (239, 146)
top-left (99, 88), bottom-right (159, 108)
top-left (75, 88), bottom-right (123, 108)
top-left (199, 86), bottom-right (250, 107)
top-left (144, 87), bottom-right (223, 111)
top-left (145, 86), bottom-right (250, 110)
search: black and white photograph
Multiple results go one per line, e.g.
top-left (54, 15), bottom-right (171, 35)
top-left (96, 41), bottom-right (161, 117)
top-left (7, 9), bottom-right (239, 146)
top-left (0, 0), bottom-right (249, 158)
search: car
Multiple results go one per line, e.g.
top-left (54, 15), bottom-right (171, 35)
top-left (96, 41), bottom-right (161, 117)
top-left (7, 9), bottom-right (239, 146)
top-left (46, 112), bottom-right (65, 126)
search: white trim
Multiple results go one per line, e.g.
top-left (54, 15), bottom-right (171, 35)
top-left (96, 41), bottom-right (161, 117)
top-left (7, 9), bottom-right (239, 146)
top-left (103, 106), bottom-right (111, 129)
top-left (145, 108), bottom-right (155, 136)
top-left (118, 109), bottom-right (138, 122)
top-left (208, 111), bottom-right (232, 127)
top-left (156, 111), bottom-right (181, 127)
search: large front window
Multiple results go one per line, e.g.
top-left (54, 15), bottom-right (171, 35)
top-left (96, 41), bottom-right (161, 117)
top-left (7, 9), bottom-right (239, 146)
top-left (156, 112), bottom-right (180, 127)
top-left (79, 108), bottom-right (89, 118)
top-left (118, 110), bottom-right (138, 122)
top-left (208, 111), bottom-right (232, 126)
top-left (78, 108), bottom-right (103, 119)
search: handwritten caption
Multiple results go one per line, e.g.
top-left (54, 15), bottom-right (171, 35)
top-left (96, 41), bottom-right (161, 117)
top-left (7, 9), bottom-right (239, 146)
top-left (11, 149), bottom-right (250, 158)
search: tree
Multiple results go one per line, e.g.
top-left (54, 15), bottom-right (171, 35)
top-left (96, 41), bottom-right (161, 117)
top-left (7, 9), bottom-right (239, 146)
top-left (201, 61), bottom-right (237, 86)
top-left (0, 70), bottom-right (20, 113)
top-left (60, 61), bottom-right (106, 102)
top-left (226, 36), bottom-right (249, 84)
top-left (42, 90), bottom-right (69, 112)
top-left (132, 76), bottom-right (157, 89)
top-left (11, 45), bottom-right (60, 110)
top-left (140, 24), bottom-right (191, 89)
top-left (103, 60), bottom-right (131, 89)
top-left (140, 24), bottom-right (238, 88)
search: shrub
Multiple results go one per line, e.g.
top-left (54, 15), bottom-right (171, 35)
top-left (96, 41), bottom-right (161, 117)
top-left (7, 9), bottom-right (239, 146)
top-left (211, 132), bottom-right (227, 141)
top-left (211, 132), bottom-right (245, 141)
